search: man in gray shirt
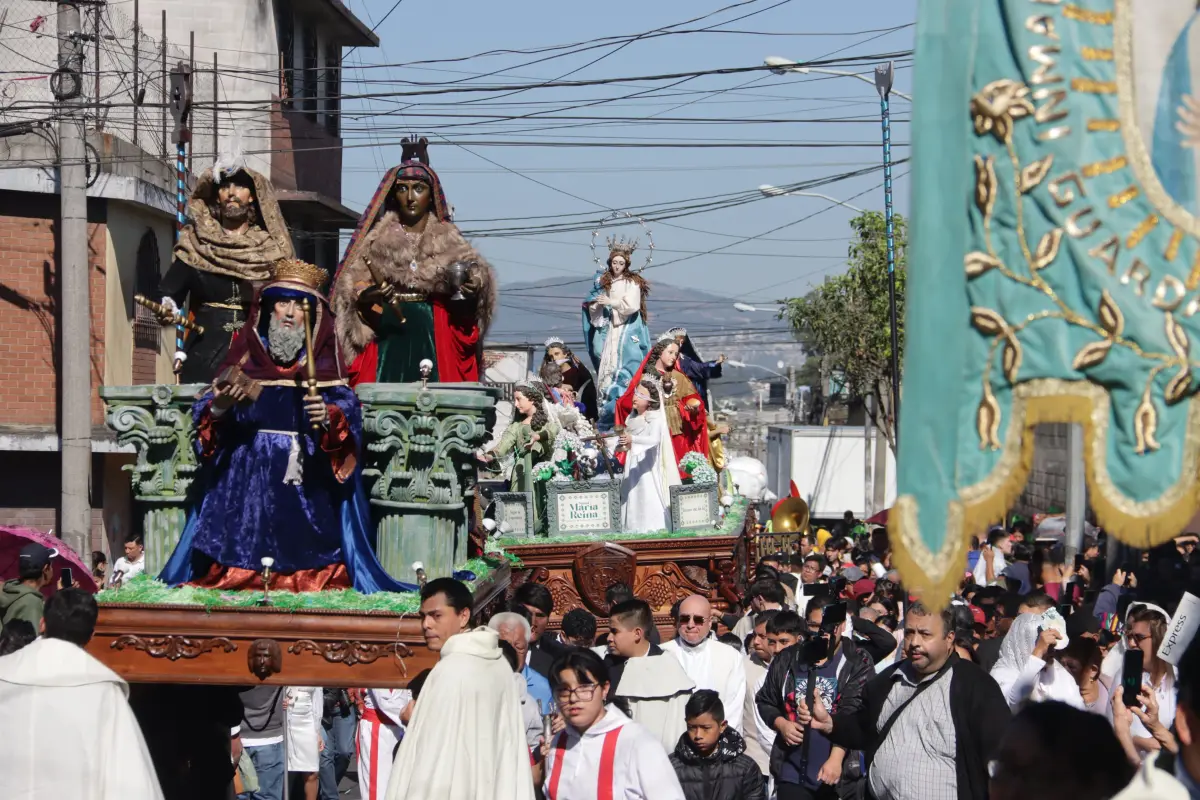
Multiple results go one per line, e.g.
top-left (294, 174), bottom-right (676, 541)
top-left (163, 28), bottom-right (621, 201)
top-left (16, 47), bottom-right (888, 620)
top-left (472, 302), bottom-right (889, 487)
top-left (237, 685), bottom-right (286, 800)
top-left (802, 601), bottom-right (1010, 800)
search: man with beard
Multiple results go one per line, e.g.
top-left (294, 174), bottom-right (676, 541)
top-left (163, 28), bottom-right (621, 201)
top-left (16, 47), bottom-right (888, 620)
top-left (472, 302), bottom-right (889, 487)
top-left (160, 259), bottom-right (410, 595)
top-left (615, 334), bottom-right (710, 470)
top-left (333, 137), bottom-right (496, 384)
top-left (156, 155), bottom-right (294, 383)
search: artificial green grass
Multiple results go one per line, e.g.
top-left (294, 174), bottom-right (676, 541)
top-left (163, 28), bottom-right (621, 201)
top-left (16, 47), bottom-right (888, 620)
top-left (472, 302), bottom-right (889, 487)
top-left (97, 555), bottom-right (505, 614)
top-left (495, 496), bottom-right (748, 547)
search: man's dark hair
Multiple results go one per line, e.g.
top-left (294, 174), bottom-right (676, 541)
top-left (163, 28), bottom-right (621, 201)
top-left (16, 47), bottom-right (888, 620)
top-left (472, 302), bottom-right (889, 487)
top-left (604, 581), bottom-right (634, 608)
top-left (747, 579), bottom-right (786, 606)
top-left (790, 551), bottom-right (807, 567)
top-left (498, 639), bottom-right (520, 673)
top-left (906, 600), bottom-right (955, 638)
top-left (561, 608), bottom-right (597, 643)
top-left (685, 689), bottom-right (725, 722)
top-left (803, 553), bottom-right (826, 570)
top-left (421, 577), bottom-right (472, 614)
top-left (18, 559), bottom-right (47, 582)
top-left (609, 599), bottom-right (654, 636)
top-left (1178, 630), bottom-right (1200, 713)
top-left (43, 588), bottom-right (98, 646)
top-left (806, 594), bottom-right (842, 620)
top-left (1020, 590), bottom-right (1055, 613)
top-left (766, 610), bottom-right (804, 637)
top-left (0, 619), bottom-right (36, 655)
top-left (754, 563), bottom-right (781, 583)
top-left (753, 608), bottom-right (781, 628)
top-left (1009, 701), bottom-right (1134, 797)
top-left (843, 510), bottom-right (854, 522)
top-left (1011, 542), bottom-right (1032, 563)
top-left (124, 532), bottom-right (144, 546)
top-left (513, 582), bottom-right (553, 616)
top-left (717, 632), bottom-right (743, 652)
top-left (549, 647), bottom-right (610, 691)
top-left (827, 537), bottom-right (850, 554)
top-left (986, 529), bottom-right (1008, 547)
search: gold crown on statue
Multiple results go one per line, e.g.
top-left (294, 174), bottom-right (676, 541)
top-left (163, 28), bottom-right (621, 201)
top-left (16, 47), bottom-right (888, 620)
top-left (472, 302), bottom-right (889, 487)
top-left (271, 258), bottom-right (328, 290)
top-left (606, 235), bottom-right (638, 260)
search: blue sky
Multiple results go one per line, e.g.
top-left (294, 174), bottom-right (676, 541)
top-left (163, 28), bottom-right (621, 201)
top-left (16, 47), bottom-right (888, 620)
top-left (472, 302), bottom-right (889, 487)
top-left (340, 0), bottom-right (916, 306)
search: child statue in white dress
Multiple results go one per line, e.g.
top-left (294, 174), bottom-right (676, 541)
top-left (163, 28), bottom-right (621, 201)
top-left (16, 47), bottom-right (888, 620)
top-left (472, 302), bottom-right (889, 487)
top-left (618, 377), bottom-right (681, 533)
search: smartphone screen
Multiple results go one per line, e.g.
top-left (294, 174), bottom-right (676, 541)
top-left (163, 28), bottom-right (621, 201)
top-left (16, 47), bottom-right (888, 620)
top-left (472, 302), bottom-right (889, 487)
top-left (1057, 602), bottom-right (1072, 618)
top-left (61, 567), bottom-right (73, 588)
top-left (1122, 649), bottom-right (1144, 707)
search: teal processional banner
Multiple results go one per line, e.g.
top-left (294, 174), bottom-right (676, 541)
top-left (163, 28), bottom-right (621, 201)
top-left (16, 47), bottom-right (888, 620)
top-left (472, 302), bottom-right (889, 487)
top-left (895, 0), bottom-right (1200, 601)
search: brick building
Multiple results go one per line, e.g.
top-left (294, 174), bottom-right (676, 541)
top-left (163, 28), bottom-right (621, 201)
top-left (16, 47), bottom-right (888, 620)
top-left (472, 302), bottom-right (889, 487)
top-left (0, 1), bottom-right (375, 558)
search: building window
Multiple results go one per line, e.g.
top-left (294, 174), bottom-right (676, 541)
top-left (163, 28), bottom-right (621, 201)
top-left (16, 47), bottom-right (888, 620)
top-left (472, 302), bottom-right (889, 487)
top-left (323, 42), bottom-right (339, 136)
top-left (132, 229), bottom-right (160, 383)
top-left (277, 1), bottom-right (295, 108)
top-left (302, 25), bottom-right (319, 120)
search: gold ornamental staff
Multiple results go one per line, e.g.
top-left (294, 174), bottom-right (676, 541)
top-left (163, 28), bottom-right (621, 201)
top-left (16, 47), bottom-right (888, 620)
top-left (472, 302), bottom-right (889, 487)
top-left (300, 298), bottom-right (321, 431)
top-left (133, 294), bottom-right (205, 334)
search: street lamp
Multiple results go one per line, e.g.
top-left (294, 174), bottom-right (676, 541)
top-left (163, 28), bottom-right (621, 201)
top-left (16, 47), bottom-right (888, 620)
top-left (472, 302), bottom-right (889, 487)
top-left (763, 57), bottom-right (912, 101)
top-left (757, 186), bottom-right (866, 214)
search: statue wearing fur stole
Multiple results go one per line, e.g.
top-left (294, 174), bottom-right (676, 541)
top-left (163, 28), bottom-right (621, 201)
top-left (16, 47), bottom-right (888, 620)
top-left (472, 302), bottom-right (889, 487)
top-left (332, 138), bottom-right (496, 384)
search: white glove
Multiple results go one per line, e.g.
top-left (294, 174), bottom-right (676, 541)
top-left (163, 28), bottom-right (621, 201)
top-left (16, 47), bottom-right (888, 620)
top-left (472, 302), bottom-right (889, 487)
top-left (159, 296), bottom-right (180, 315)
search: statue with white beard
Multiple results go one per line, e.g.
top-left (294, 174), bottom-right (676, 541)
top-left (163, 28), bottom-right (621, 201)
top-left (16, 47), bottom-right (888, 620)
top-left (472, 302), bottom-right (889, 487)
top-left (159, 259), bottom-right (414, 594)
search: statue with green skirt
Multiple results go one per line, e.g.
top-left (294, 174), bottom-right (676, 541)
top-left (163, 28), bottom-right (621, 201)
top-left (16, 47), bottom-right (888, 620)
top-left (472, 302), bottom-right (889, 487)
top-left (478, 382), bottom-right (561, 533)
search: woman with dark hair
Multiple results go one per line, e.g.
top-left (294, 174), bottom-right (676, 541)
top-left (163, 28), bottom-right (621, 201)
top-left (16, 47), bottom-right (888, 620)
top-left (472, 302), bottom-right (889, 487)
top-left (480, 383), bottom-right (559, 533)
top-left (543, 649), bottom-right (685, 799)
top-left (90, 551), bottom-right (108, 584)
top-left (543, 337), bottom-right (598, 421)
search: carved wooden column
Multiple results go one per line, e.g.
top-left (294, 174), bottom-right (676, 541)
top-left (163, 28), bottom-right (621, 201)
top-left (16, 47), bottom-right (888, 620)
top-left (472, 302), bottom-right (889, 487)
top-left (356, 383), bottom-right (498, 584)
top-left (101, 384), bottom-right (207, 575)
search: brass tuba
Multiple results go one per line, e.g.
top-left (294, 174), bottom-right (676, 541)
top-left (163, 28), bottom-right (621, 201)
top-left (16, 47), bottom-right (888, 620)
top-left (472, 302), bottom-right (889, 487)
top-left (771, 496), bottom-right (810, 534)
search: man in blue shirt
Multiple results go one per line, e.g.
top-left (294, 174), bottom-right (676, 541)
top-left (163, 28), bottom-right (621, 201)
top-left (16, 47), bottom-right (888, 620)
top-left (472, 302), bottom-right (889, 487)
top-left (489, 611), bottom-right (552, 712)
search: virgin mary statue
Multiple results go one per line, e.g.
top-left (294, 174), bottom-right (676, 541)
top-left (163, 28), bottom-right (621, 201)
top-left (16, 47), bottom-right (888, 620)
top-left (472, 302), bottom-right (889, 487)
top-left (582, 236), bottom-right (650, 429)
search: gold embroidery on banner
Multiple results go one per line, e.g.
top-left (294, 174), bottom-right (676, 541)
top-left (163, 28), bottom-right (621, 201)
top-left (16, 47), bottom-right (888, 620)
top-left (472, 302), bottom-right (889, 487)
top-left (1025, 14), bottom-right (1060, 40)
top-left (1121, 258), bottom-right (1153, 295)
top-left (1071, 77), bottom-right (1117, 94)
top-left (1029, 45), bottom-right (1064, 85)
top-left (1153, 275), bottom-right (1187, 312)
top-left (1033, 88), bottom-right (1070, 124)
top-left (1048, 172), bottom-right (1086, 206)
top-left (1088, 119), bottom-right (1121, 132)
top-left (1109, 185), bottom-right (1139, 208)
top-left (1126, 215), bottom-right (1160, 249)
top-left (1081, 47), bottom-right (1114, 61)
top-left (1063, 5), bottom-right (1113, 24)
top-left (1038, 125), bottom-right (1072, 141)
top-left (1066, 207), bottom-right (1101, 238)
top-left (1081, 155), bottom-right (1127, 178)
top-left (1188, 251), bottom-right (1200, 291)
top-left (1166, 228), bottom-right (1186, 262)
top-left (1089, 236), bottom-right (1121, 274)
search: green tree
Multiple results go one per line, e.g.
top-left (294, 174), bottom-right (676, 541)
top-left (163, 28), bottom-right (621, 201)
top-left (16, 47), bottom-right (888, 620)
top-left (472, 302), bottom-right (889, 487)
top-left (780, 210), bottom-right (906, 452)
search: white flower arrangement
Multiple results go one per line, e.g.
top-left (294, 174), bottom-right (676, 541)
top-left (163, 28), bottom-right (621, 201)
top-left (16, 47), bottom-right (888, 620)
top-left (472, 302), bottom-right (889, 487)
top-left (678, 451), bottom-right (717, 485)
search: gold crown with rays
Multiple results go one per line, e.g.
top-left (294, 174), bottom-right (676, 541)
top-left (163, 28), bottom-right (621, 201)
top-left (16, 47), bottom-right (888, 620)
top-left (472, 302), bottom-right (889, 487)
top-left (606, 235), bottom-right (638, 260)
top-left (271, 258), bottom-right (328, 291)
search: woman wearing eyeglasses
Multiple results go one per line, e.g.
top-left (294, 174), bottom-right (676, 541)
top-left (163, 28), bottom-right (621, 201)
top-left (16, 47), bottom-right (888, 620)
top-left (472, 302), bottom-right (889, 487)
top-left (543, 649), bottom-right (686, 799)
top-left (1112, 605), bottom-right (1178, 761)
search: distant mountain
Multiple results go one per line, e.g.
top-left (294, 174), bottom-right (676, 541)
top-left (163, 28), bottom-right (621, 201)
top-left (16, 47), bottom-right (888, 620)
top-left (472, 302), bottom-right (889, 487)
top-left (488, 277), bottom-right (805, 404)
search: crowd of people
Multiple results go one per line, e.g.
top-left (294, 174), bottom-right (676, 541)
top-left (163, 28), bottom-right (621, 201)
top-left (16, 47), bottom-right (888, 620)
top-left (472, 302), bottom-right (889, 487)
top-left (8, 519), bottom-right (1200, 800)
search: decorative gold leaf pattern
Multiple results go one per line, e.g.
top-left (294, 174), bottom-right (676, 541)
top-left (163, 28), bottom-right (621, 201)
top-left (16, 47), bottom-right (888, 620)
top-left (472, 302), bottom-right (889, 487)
top-left (1166, 369), bottom-right (1193, 405)
top-left (1019, 155), bottom-right (1055, 193)
top-left (974, 155), bottom-right (998, 217)
top-left (1031, 228), bottom-right (1064, 271)
top-left (976, 382), bottom-right (1002, 451)
top-left (964, 251), bottom-right (1002, 278)
top-left (1134, 390), bottom-right (1161, 454)
top-left (1166, 312), bottom-right (1190, 361)
top-left (970, 307), bottom-right (1006, 336)
top-left (1098, 290), bottom-right (1124, 336)
top-left (1002, 335), bottom-right (1022, 383)
top-left (970, 79), bottom-right (1035, 142)
top-left (1072, 339), bottom-right (1112, 370)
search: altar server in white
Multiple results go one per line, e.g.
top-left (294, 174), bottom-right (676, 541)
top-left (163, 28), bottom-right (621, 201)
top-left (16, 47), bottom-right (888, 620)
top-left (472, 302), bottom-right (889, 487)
top-left (358, 687), bottom-right (410, 800)
top-left (544, 648), bottom-right (685, 800)
top-left (0, 588), bottom-right (164, 800)
top-left (661, 594), bottom-right (746, 732)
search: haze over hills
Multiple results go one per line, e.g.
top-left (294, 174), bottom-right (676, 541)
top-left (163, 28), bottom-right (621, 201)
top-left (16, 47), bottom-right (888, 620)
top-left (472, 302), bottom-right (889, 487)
top-left (488, 277), bottom-right (805, 404)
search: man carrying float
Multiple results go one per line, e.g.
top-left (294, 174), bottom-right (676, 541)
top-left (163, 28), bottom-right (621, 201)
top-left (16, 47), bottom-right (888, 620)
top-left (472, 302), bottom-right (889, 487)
top-left (332, 138), bottom-right (497, 385)
top-left (160, 259), bottom-right (410, 594)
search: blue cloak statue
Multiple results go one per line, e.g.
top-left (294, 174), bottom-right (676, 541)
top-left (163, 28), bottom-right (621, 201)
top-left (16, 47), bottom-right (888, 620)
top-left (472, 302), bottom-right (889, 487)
top-left (582, 243), bottom-right (650, 430)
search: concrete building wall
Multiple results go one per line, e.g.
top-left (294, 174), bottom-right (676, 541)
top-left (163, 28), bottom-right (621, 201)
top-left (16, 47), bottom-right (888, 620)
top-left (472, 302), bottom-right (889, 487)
top-left (1016, 423), bottom-right (1070, 517)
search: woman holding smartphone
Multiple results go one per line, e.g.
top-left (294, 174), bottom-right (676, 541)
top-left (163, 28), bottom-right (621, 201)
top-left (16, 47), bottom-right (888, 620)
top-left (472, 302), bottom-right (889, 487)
top-left (1109, 605), bottom-right (1177, 761)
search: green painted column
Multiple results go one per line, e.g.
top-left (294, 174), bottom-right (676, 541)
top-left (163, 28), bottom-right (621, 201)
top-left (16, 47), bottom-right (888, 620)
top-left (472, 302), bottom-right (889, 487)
top-left (100, 384), bottom-right (206, 576)
top-left (357, 382), bottom-right (498, 584)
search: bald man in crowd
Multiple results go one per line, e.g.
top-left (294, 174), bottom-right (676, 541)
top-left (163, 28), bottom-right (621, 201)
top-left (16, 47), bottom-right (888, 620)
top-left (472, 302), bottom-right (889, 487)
top-left (661, 594), bottom-right (747, 732)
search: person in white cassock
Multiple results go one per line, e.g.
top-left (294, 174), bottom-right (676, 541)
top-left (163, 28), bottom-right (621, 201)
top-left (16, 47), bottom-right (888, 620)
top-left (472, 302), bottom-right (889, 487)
top-left (0, 588), bottom-right (164, 799)
top-left (661, 594), bottom-right (746, 733)
top-left (544, 648), bottom-right (685, 800)
top-left (386, 627), bottom-right (534, 800)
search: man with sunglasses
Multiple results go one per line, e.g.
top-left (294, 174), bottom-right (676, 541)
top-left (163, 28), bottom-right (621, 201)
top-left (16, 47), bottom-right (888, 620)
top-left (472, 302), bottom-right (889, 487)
top-left (663, 594), bottom-right (748, 733)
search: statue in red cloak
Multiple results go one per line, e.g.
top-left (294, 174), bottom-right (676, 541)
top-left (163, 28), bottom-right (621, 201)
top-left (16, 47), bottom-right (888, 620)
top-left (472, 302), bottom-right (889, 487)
top-left (615, 334), bottom-right (709, 473)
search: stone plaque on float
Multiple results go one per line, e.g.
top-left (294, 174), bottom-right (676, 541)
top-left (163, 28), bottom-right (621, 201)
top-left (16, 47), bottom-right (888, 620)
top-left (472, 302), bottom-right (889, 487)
top-left (493, 492), bottom-right (533, 538)
top-left (546, 479), bottom-right (621, 537)
top-left (671, 484), bottom-right (718, 531)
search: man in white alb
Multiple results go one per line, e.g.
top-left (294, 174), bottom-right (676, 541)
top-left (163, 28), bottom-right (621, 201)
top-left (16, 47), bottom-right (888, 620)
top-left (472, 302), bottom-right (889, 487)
top-left (661, 594), bottom-right (746, 732)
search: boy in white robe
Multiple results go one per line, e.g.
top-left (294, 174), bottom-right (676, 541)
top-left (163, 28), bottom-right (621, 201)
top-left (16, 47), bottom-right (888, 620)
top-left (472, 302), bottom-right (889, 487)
top-left (386, 628), bottom-right (534, 800)
top-left (545, 647), bottom-right (685, 800)
top-left (358, 687), bottom-right (410, 800)
top-left (0, 588), bottom-right (163, 800)
top-left (604, 598), bottom-right (694, 752)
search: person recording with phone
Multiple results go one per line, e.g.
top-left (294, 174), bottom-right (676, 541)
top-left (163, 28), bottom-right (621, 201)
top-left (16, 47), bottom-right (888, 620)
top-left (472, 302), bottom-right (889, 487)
top-left (755, 596), bottom-right (875, 799)
top-left (1110, 605), bottom-right (1178, 762)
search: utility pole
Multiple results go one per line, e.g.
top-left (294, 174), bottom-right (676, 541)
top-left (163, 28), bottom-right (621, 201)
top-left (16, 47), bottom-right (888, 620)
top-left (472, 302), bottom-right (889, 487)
top-left (864, 396), bottom-right (874, 517)
top-left (1064, 424), bottom-right (1086, 567)
top-left (55, 1), bottom-right (92, 559)
top-left (873, 400), bottom-right (888, 514)
top-left (875, 61), bottom-right (902, 443)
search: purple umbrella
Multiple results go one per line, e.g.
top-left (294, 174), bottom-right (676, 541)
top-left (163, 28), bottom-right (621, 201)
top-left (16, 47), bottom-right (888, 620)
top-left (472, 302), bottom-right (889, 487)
top-left (0, 526), bottom-right (99, 595)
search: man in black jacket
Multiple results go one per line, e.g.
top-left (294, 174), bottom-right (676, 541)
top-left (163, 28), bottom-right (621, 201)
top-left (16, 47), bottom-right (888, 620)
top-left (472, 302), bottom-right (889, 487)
top-left (756, 595), bottom-right (875, 799)
top-left (801, 601), bottom-right (1010, 800)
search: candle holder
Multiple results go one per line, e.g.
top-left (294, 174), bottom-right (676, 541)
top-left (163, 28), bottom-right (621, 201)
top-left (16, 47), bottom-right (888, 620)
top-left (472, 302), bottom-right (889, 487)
top-left (418, 359), bottom-right (433, 390)
top-left (259, 556), bottom-right (275, 606)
